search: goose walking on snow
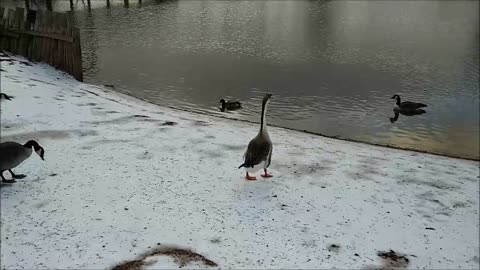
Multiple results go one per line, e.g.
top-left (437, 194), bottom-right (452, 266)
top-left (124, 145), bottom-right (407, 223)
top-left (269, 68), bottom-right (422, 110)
top-left (219, 99), bottom-right (242, 112)
top-left (238, 93), bottom-right (273, 180)
top-left (391, 94), bottom-right (427, 111)
top-left (0, 140), bottom-right (45, 183)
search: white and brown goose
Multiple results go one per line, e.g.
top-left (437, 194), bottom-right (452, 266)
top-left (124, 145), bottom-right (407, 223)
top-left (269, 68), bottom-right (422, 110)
top-left (238, 93), bottom-right (273, 180)
top-left (0, 140), bottom-right (45, 183)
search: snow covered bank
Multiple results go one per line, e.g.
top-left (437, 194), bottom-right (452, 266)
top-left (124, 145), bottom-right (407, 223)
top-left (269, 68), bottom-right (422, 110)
top-left (1, 54), bottom-right (479, 269)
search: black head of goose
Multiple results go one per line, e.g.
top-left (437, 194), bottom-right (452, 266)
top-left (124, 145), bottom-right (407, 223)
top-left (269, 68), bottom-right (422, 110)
top-left (238, 93), bottom-right (273, 180)
top-left (391, 94), bottom-right (427, 111)
top-left (219, 99), bottom-right (242, 112)
top-left (0, 93), bottom-right (12, 101)
top-left (0, 140), bottom-right (45, 183)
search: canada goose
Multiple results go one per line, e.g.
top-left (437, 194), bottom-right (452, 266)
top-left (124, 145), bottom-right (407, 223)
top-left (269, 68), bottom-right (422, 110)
top-left (391, 95), bottom-right (427, 111)
top-left (0, 93), bottom-right (12, 101)
top-left (389, 109), bottom-right (426, 123)
top-left (0, 140), bottom-right (45, 183)
top-left (219, 99), bottom-right (242, 112)
top-left (238, 93), bottom-right (273, 180)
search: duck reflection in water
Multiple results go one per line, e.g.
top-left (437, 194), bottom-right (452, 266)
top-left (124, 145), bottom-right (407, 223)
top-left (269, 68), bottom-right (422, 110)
top-left (389, 108), bottom-right (426, 123)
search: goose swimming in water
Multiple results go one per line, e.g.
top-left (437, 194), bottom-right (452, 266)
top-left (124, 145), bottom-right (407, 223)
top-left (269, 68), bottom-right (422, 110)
top-left (0, 93), bottom-right (12, 101)
top-left (389, 108), bottom-right (426, 123)
top-left (391, 94), bottom-right (427, 111)
top-left (238, 93), bottom-right (273, 180)
top-left (219, 99), bottom-right (242, 112)
top-left (0, 140), bottom-right (45, 183)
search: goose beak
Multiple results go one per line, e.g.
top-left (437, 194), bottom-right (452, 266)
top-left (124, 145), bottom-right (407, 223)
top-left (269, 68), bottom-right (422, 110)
top-left (391, 96), bottom-right (395, 99)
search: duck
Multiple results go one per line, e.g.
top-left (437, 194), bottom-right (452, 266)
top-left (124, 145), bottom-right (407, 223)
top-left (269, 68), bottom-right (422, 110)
top-left (219, 99), bottom-right (242, 112)
top-left (391, 94), bottom-right (427, 111)
top-left (238, 93), bottom-right (273, 180)
top-left (0, 93), bottom-right (12, 101)
top-left (389, 108), bottom-right (426, 123)
top-left (0, 140), bottom-right (45, 183)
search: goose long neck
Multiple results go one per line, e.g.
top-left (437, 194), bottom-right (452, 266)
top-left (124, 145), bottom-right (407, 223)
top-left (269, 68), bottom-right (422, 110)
top-left (396, 96), bottom-right (401, 105)
top-left (260, 101), bottom-right (268, 134)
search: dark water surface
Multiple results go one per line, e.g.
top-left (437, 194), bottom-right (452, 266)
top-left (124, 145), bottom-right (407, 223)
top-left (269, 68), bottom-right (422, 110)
top-left (6, 0), bottom-right (480, 159)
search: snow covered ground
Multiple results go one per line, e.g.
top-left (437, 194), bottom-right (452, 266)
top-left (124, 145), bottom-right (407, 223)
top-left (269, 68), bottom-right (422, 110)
top-left (1, 54), bottom-right (479, 269)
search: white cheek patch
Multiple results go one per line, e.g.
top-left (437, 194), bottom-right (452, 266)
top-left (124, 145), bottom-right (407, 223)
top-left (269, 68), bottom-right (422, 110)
top-left (35, 149), bottom-right (42, 156)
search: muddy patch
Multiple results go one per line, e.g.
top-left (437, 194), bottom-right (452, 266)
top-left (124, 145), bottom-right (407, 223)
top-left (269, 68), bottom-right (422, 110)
top-left (1, 129), bottom-right (97, 141)
top-left (398, 178), bottom-right (458, 190)
top-left (193, 120), bottom-right (210, 127)
top-left (84, 138), bottom-right (131, 147)
top-left (85, 115), bottom-right (142, 125)
top-left (327, 244), bottom-right (341, 253)
top-left (160, 121), bottom-right (177, 126)
top-left (366, 250), bottom-right (411, 270)
top-left (220, 144), bottom-right (245, 151)
top-left (111, 246), bottom-right (217, 270)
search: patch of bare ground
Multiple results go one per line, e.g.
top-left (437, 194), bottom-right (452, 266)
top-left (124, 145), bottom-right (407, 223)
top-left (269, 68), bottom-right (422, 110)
top-left (365, 250), bottom-right (411, 270)
top-left (111, 245), bottom-right (218, 270)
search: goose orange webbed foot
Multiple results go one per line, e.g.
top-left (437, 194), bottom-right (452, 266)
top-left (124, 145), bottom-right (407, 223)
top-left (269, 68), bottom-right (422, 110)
top-left (245, 173), bottom-right (257, 181)
top-left (261, 169), bottom-right (273, 178)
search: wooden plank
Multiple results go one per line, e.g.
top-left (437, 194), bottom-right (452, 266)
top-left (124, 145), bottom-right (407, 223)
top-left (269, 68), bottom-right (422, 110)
top-left (71, 27), bottom-right (83, 81)
top-left (46, 0), bottom-right (53, 11)
top-left (0, 7), bottom-right (5, 22)
top-left (34, 10), bottom-right (42, 32)
top-left (7, 9), bottom-right (15, 53)
top-left (7, 9), bottom-right (15, 29)
top-left (15, 8), bottom-right (25, 30)
top-left (3, 29), bottom-right (73, 42)
top-left (66, 11), bottom-right (74, 37)
top-left (25, 9), bottom-right (36, 31)
top-left (44, 11), bottom-right (53, 34)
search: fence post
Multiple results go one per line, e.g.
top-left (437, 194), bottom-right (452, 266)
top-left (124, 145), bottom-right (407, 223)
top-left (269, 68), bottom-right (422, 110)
top-left (71, 27), bottom-right (83, 81)
top-left (46, 0), bottom-right (53, 11)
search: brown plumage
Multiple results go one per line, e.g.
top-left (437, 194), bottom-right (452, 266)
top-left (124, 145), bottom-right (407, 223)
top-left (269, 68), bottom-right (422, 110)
top-left (239, 93), bottom-right (273, 180)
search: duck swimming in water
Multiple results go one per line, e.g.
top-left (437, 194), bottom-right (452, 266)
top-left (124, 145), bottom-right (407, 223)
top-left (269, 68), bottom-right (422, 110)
top-left (0, 140), bottom-right (45, 183)
top-left (238, 93), bottom-right (273, 180)
top-left (219, 99), bottom-right (242, 112)
top-left (391, 94), bottom-right (427, 111)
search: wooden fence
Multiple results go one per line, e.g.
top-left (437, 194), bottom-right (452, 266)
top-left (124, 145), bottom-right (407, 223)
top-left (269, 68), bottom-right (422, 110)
top-left (0, 7), bottom-right (83, 81)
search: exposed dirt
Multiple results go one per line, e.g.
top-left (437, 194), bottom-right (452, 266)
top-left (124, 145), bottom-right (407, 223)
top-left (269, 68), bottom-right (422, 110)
top-left (111, 245), bottom-right (218, 270)
top-left (365, 250), bottom-right (410, 270)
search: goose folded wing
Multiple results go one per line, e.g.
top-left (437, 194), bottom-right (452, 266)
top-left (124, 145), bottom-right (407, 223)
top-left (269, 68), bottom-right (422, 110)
top-left (244, 139), bottom-right (271, 167)
top-left (401, 101), bottom-right (427, 109)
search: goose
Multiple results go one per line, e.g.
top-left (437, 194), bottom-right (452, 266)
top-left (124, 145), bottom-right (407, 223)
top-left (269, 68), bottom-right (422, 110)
top-left (0, 93), bottom-right (12, 101)
top-left (389, 108), bottom-right (426, 123)
top-left (391, 94), bottom-right (427, 111)
top-left (219, 99), bottom-right (242, 112)
top-left (0, 140), bottom-right (45, 183)
top-left (238, 93), bottom-right (273, 180)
